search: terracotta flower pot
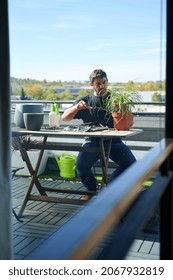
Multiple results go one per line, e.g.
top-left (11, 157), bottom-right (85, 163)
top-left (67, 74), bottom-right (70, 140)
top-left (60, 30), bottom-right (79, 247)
top-left (112, 111), bottom-right (133, 130)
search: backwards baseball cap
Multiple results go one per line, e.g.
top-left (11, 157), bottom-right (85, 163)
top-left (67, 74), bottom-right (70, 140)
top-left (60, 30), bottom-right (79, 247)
top-left (89, 69), bottom-right (107, 83)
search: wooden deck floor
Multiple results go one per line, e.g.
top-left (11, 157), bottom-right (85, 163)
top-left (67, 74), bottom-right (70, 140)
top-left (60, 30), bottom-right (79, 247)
top-left (12, 176), bottom-right (160, 260)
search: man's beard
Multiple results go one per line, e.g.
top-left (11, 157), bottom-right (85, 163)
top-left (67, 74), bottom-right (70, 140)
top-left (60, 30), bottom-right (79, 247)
top-left (96, 88), bottom-right (106, 96)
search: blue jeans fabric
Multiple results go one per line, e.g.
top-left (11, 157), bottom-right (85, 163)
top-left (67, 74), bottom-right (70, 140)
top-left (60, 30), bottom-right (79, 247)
top-left (76, 138), bottom-right (136, 191)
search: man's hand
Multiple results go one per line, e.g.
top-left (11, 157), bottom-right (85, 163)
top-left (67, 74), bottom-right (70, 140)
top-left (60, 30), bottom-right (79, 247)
top-left (76, 100), bottom-right (91, 110)
top-left (62, 100), bottom-right (91, 122)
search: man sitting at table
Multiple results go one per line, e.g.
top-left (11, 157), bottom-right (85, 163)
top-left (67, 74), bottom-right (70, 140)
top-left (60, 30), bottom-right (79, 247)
top-left (61, 69), bottom-right (136, 200)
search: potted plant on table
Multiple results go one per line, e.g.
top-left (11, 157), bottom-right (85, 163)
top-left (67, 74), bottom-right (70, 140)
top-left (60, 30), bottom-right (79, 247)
top-left (104, 89), bottom-right (142, 130)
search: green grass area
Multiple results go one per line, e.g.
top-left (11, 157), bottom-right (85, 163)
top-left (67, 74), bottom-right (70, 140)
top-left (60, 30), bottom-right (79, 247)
top-left (39, 170), bottom-right (153, 187)
top-left (39, 170), bottom-right (103, 182)
top-left (38, 170), bottom-right (80, 181)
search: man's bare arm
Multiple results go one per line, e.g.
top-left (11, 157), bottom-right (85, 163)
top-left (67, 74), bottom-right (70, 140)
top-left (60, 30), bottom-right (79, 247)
top-left (61, 100), bottom-right (91, 122)
top-left (61, 104), bottom-right (79, 121)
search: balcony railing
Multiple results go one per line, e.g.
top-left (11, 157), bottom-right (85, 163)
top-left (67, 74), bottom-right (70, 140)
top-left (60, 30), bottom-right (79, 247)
top-left (11, 99), bottom-right (166, 115)
top-left (11, 99), bottom-right (165, 160)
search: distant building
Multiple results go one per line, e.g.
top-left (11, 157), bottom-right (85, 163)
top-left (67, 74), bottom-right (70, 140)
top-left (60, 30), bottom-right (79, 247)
top-left (54, 87), bottom-right (92, 95)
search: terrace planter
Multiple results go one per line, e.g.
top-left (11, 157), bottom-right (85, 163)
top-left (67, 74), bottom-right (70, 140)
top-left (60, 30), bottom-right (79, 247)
top-left (12, 150), bottom-right (48, 176)
top-left (14, 103), bottom-right (43, 128)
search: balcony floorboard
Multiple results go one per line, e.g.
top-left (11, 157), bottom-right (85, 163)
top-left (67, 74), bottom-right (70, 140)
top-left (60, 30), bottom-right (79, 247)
top-left (11, 176), bottom-right (160, 260)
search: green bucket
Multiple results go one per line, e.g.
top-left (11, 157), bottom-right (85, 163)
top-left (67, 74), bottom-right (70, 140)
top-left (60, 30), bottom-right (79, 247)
top-left (53, 153), bottom-right (77, 178)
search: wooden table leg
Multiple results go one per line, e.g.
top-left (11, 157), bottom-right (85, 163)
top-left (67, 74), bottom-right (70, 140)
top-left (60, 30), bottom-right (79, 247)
top-left (15, 135), bottom-right (48, 217)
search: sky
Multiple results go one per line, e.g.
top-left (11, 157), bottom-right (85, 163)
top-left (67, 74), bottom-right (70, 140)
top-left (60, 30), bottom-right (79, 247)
top-left (8, 0), bottom-right (166, 83)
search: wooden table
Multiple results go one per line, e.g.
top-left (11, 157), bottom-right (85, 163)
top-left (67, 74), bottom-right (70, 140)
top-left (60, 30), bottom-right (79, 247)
top-left (12, 126), bottom-right (142, 217)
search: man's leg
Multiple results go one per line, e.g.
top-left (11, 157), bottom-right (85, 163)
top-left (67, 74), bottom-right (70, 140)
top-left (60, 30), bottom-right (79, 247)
top-left (108, 139), bottom-right (136, 182)
top-left (76, 140), bottom-right (99, 192)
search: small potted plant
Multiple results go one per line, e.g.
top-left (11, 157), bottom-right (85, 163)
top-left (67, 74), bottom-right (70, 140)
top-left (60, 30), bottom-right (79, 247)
top-left (104, 89), bottom-right (142, 130)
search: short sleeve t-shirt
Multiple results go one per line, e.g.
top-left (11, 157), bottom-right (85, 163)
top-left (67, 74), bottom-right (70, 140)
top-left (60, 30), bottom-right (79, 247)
top-left (73, 92), bottom-right (114, 128)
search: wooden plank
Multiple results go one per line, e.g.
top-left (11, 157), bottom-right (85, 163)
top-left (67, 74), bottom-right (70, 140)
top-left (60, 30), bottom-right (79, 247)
top-left (15, 226), bottom-right (56, 237)
top-left (28, 139), bottom-right (173, 259)
top-left (125, 251), bottom-right (159, 260)
top-left (28, 194), bottom-right (85, 205)
top-left (11, 176), bottom-right (84, 259)
top-left (126, 239), bottom-right (144, 253)
top-left (14, 127), bottom-right (142, 139)
top-left (150, 242), bottom-right (160, 255)
top-left (11, 176), bottom-right (160, 260)
top-left (13, 236), bottom-right (37, 253)
top-left (139, 240), bottom-right (154, 254)
top-left (17, 238), bottom-right (45, 256)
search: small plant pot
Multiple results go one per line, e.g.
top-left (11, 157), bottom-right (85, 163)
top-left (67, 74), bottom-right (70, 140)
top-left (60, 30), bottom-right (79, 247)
top-left (23, 113), bottom-right (44, 131)
top-left (112, 111), bottom-right (133, 130)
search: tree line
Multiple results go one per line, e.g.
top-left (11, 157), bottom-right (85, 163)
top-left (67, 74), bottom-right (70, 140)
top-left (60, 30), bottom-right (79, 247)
top-left (11, 77), bottom-right (165, 101)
